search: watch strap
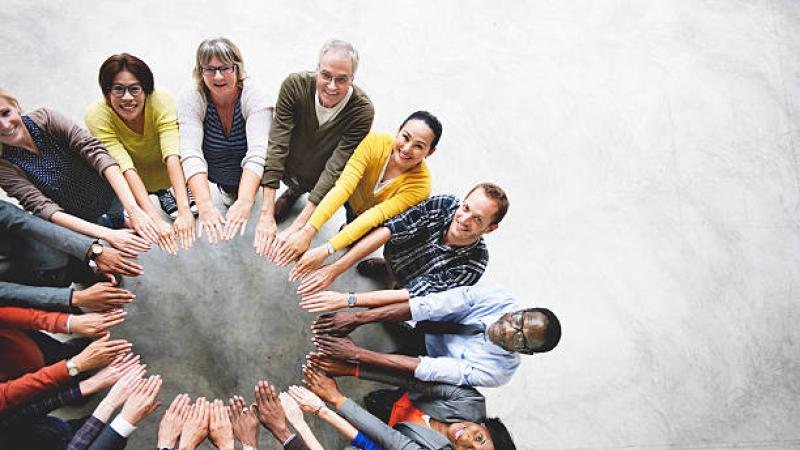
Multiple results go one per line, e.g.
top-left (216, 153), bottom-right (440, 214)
top-left (347, 291), bottom-right (357, 307)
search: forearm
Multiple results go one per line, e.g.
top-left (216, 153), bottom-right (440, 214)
top-left (51, 211), bottom-right (111, 242)
top-left (122, 170), bottom-right (161, 218)
top-left (355, 349), bottom-right (420, 374)
top-left (102, 165), bottom-right (139, 212)
top-left (289, 420), bottom-right (324, 450)
top-left (237, 169), bottom-right (261, 203)
top-left (260, 186), bottom-right (277, 216)
top-left (288, 202), bottom-right (317, 232)
top-left (352, 289), bottom-right (410, 309)
top-left (353, 302), bottom-right (412, 325)
top-left (318, 406), bottom-right (358, 440)
top-left (88, 398), bottom-right (117, 423)
top-left (187, 173), bottom-right (213, 209)
top-left (328, 227), bottom-right (391, 276)
top-left (165, 155), bottom-right (191, 211)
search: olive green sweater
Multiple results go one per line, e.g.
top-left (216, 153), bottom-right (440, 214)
top-left (261, 71), bottom-right (374, 204)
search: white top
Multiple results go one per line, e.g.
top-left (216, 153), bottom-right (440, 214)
top-left (177, 78), bottom-right (274, 181)
top-left (314, 86), bottom-right (353, 126)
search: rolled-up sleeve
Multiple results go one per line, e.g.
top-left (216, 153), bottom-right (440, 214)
top-left (414, 355), bottom-right (506, 387)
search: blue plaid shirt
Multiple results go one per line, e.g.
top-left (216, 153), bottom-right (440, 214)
top-left (384, 195), bottom-right (488, 297)
top-left (0, 385), bottom-right (83, 429)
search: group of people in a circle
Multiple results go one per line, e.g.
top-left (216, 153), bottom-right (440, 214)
top-left (0, 37), bottom-right (562, 450)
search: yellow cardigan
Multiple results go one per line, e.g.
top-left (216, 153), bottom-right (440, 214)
top-left (84, 88), bottom-right (180, 192)
top-left (308, 131), bottom-right (431, 250)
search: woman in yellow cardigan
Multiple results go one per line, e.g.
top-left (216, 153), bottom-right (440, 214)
top-left (275, 111), bottom-right (442, 280)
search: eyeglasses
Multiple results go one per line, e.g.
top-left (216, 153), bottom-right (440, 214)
top-left (202, 65), bottom-right (235, 76)
top-left (506, 312), bottom-right (529, 351)
top-left (109, 84), bottom-right (143, 98)
top-left (318, 70), bottom-right (351, 87)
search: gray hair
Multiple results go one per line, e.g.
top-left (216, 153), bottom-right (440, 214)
top-left (193, 37), bottom-right (248, 93)
top-left (318, 39), bottom-right (359, 75)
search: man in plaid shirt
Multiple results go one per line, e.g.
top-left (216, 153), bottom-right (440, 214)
top-left (296, 183), bottom-right (508, 309)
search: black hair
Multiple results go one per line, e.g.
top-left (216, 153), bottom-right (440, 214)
top-left (98, 53), bottom-right (155, 96)
top-left (399, 110), bottom-right (443, 149)
top-left (521, 307), bottom-right (562, 354)
top-left (484, 417), bottom-right (516, 450)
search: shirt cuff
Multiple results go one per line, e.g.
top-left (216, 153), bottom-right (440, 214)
top-left (109, 414), bottom-right (137, 438)
top-left (408, 297), bottom-right (427, 321)
top-left (282, 433), bottom-right (297, 447)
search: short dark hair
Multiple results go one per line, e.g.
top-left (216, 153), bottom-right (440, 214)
top-left (399, 110), bottom-right (443, 150)
top-left (484, 417), bottom-right (516, 450)
top-left (466, 182), bottom-right (509, 225)
top-left (98, 53), bottom-right (155, 96)
top-left (520, 307), bottom-right (561, 354)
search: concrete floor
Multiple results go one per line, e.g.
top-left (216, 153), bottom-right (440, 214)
top-left (3, 1), bottom-right (800, 449)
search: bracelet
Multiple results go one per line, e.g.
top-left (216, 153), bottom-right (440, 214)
top-left (325, 242), bottom-right (335, 255)
top-left (354, 361), bottom-right (360, 378)
top-left (66, 314), bottom-right (73, 334)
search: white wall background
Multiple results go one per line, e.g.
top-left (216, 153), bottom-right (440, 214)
top-left (3, 1), bottom-right (800, 449)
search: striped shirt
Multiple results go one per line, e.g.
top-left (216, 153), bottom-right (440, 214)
top-left (384, 195), bottom-right (488, 297)
top-left (2, 116), bottom-right (114, 221)
top-left (202, 95), bottom-right (247, 187)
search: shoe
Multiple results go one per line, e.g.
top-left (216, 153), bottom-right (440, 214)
top-left (217, 185), bottom-right (237, 207)
top-left (186, 188), bottom-right (199, 216)
top-left (273, 188), bottom-right (301, 223)
top-left (156, 190), bottom-right (178, 218)
top-left (356, 257), bottom-right (389, 280)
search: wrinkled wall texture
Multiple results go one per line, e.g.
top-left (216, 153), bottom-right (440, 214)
top-left (2, 1), bottom-right (799, 449)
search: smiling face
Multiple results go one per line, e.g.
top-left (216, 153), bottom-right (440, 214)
top-left (315, 51), bottom-right (354, 108)
top-left (107, 70), bottom-right (146, 126)
top-left (445, 187), bottom-right (500, 246)
top-left (202, 56), bottom-right (239, 98)
top-left (391, 119), bottom-right (436, 172)
top-left (447, 422), bottom-right (495, 450)
top-left (0, 97), bottom-right (27, 148)
top-left (487, 310), bottom-right (547, 353)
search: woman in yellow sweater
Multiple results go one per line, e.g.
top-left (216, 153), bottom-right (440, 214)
top-left (85, 53), bottom-right (194, 253)
top-left (276, 111), bottom-right (442, 280)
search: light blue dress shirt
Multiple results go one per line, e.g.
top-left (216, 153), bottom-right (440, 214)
top-left (409, 284), bottom-right (521, 387)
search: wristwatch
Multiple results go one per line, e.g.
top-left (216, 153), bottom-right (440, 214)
top-left (347, 291), bottom-right (357, 307)
top-left (88, 242), bottom-right (104, 261)
top-left (66, 359), bottom-right (80, 377)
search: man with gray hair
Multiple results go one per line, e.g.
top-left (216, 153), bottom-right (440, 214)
top-left (255, 39), bottom-right (374, 260)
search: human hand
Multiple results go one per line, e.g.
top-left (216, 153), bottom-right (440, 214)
top-left (286, 385), bottom-right (325, 415)
top-left (154, 217), bottom-right (178, 255)
top-left (222, 198), bottom-right (253, 240)
top-left (302, 367), bottom-right (345, 406)
top-left (103, 228), bottom-right (151, 258)
top-left (253, 210), bottom-right (277, 257)
top-left (228, 395), bottom-right (259, 448)
top-left (288, 245), bottom-right (329, 281)
top-left (305, 352), bottom-right (357, 377)
top-left (278, 391), bottom-right (305, 427)
top-left (179, 397), bottom-right (209, 450)
top-left (97, 358), bottom-right (146, 410)
top-left (128, 206), bottom-right (161, 244)
top-left (273, 226), bottom-right (314, 266)
top-left (208, 399), bottom-right (234, 450)
top-left (312, 335), bottom-right (363, 361)
top-left (296, 265), bottom-right (339, 296)
top-left (70, 309), bottom-right (126, 336)
top-left (71, 282), bottom-right (135, 310)
top-left (71, 334), bottom-right (132, 372)
top-left (173, 208), bottom-right (196, 250)
top-left (311, 312), bottom-right (360, 336)
top-left (299, 291), bottom-right (348, 313)
top-left (79, 353), bottom-right (141, 396)
top-left (197, 203), bottom-right (225, 245)
top-left (95, 246), bottom-right (144, 277)
top-left (119, 374), bottom-right (162, 425)
top-left (157, 393), bottom-right (191, 449)
top-left (253, 380), bottom-right (291, 442)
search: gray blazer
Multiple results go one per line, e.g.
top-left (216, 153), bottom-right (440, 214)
top-left (0, 199), bottom-right (93, 308)
top-left (338, 366), bottom-right (487, 450)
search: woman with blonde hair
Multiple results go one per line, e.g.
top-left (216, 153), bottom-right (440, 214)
top-left (0, 89), bottom-right (156, 256)
top-left (178, 37), bottom-right (273, 244)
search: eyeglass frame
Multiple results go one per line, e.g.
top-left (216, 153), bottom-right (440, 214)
top-left (109, 83), bottom-right (144, 98)
top-left (317, 69), bottom-right (352, 87)
top-left (202, 65), bottom-right (236, 76)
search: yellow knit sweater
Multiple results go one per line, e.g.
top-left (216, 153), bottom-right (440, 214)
top-left (308, 131), bottom-right (431, 250)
